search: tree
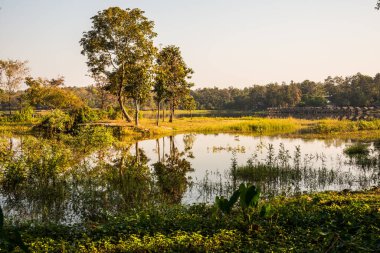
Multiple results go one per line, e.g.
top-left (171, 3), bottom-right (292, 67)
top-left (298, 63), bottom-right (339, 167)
top-left (182, 94), bottom-right (196, 119)
top-left (91, 74), bottom-right (116, 109)
top-left (0, 60), bottom-right (29, 114)
top-left (376, 0), bottom-right (380, 10)
top-left (154, 49), bottom-right (170, 126)
top-left (124, 63), bottom-right (154, 126)
top-left (80, 7), bottom-right (157, 123)
top-left (155, 46), bottom-right (193, 123)
top-left (25, 76), bottom-right (84, 110)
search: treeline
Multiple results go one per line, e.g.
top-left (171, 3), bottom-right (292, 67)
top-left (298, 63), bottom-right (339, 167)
top-left (192, 73), bottom-right (380, 110)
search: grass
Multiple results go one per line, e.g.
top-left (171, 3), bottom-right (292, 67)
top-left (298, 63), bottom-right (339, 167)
top-left (4, 110), bottom-right (380, 140)
top-left (3, 188), bottom-right (379, 252)
top-left (102, 116), bottom-right (308, 137)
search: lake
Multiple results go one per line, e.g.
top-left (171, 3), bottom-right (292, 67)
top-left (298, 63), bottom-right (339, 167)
top-left (0, 133), bottom-right (378, 224)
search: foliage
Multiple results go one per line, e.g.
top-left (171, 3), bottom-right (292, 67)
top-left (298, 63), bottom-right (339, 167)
top-left (80, 7), bottom-right (157, 123)
top-left (215, 183), bottom-right (271, 231)
top-left (0, 189), bottom-right (377, 252)
top-left (155, 45), bottom-right (193, 122)
top-left (215, 190), bottom-right (240, 215)
top-left (71, 106), bottom-right (100, 129)
top-left (11, 106), bottom-right (35, 122)
top-left (36, 109), bottom-right (73, 133)
top-left (73, 126), bottom-right (115, 152)
top-left (24, 76), bottom-right (84, 110)
top-left (192, 73), bottom-right (380, 110)
top-left (0, 59), bottom-right (29, 115)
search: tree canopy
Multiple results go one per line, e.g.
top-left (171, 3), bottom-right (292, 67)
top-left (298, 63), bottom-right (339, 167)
top-left (155, 46), bottom-right (193, 122)
top-left (80, 7), bottom-right (157, 123)
top-left (0, 60), bottom-right (29, 114)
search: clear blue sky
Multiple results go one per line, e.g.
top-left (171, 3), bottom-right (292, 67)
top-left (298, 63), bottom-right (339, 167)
top-left (0, 0), bottom-right (379, 88)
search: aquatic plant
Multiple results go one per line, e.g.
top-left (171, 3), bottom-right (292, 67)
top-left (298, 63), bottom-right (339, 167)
top-left (343, 143), bottom-right (370, 157)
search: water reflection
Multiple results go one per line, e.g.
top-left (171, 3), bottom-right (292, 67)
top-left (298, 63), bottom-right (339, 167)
top-left (153, 136), bottom-right (194, 204)
top-left (0, 133), bottom-right (379, 224)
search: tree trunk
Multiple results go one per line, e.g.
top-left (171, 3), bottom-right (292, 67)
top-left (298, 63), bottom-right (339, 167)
top-left (118, 85), bottom-right (132, 122)
top-left (169, 101), bottom-right (174, 123)
top-left (156, 139), bottom-right (161, 162)
top-left (162, 103), bottom-right (165, 122)
top-left (162, 137), bottom-right (165, 162)
top-left (156, 101), bottom-right (160, 126)
top-left (8, 93), bottom-right (12, 115)
top-left (135, 141), bottom-right (140, 164)
top-left (134, 99), bottom-right (139, 127)
top-left (169, 135), bottom-right (174, 156)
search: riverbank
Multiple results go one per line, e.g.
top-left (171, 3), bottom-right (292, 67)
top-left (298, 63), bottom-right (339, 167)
top-left (2, 188), bottom-right (378, 252)
top-left (2, 116), bottom-right (380, 141)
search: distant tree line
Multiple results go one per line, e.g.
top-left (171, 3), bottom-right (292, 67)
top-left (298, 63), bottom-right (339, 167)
top-left (192, 73), bottom-right (380, 110)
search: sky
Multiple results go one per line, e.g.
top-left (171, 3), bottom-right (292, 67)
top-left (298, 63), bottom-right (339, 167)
top-left (0, 0), bottom-right (379, 89)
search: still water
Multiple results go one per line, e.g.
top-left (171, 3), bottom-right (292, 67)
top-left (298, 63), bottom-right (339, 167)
top-left (0, 133), bottom-right (379, 224)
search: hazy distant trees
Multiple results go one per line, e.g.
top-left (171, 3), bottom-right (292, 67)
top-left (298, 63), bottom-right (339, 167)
top-left (80, 7), bottom-right (157, 123)
top-left (0, 60), bottom-right (29, 114)
top-left (192, 73), bottom-right (380, 110)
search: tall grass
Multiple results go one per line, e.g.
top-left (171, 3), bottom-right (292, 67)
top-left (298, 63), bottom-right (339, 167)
top-left (310, 119), bottom-right (380, 134)
top-left (128, 117), bottom-right (305, 136)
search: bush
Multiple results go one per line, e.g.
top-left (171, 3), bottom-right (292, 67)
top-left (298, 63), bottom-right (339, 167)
top-left (11, 106), bottom-right (35, 122)
top-left (71, 106), bottom-right (100, 126)
top-left (36, 110), bottom-right (73, 133)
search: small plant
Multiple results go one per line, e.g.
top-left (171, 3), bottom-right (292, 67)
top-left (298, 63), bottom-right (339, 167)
top-left (11, 106), bottom-right (35, 122)
top-left (343, 143), bottom-right (370, 157)
top-left (215, 189), bottom-right (240, 215)
top-left (215, 183), bottom-right (273, 231)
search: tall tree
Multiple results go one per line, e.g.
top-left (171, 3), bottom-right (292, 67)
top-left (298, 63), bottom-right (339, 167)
top-left (376, 0), bottom-right (380, 10)
top-left (0, 60), bottom-right (29, 115)
top-left (80, 7), bottom-right (157, 123)
top-left (155, 46), bottom-right (193, 123)
top-left (125, 63), bottom-right (154, 126)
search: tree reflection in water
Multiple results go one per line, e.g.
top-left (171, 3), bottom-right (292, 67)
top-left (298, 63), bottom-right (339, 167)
top-left (153, 136), bottom-right (194, 204)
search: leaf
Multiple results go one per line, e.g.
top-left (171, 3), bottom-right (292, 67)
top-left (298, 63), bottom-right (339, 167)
top-left (215, 196), bottom-right (230, 214)
top-left (246, 185), bottom-right (260, 208)
top-left (239, 183), bottom-right (248, 209)
top-left (228, 188), bottom-right (240, 207)
top-left (240, 184), bottom-right (260, 208)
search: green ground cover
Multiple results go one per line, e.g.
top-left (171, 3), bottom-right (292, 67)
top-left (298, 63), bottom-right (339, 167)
top-left (1, 188), bottom-right (379, 252)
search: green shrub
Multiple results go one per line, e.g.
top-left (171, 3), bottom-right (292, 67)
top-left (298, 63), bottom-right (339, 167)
top-left (11, 106), bottom-right (35, 122)
top-left (36, 110), bottom-right (73, 133)
top-left (71, 106), bottom-right (100, 126)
